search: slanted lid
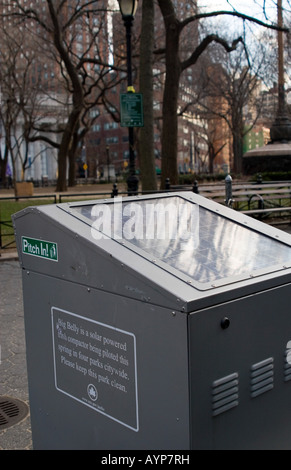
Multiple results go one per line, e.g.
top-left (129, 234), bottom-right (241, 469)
top-left (64, 193), bottom-right (291, 291)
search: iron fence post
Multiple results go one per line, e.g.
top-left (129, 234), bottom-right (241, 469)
top-left (225, 174), bottom-right (233, 207)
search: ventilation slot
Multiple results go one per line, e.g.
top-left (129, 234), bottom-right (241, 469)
top-left (212, 372), bottom-right (239, 417)
top-left (284, 350), bottom-right (291, 382)
top-left (250, 357), bottom-right (274, 398)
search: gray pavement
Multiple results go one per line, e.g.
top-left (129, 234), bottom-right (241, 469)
top-left (0, 258), bottom-right (32, 450)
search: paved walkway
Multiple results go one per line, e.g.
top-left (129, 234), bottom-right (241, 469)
top-left (0, 260), bottom-right (32, 450)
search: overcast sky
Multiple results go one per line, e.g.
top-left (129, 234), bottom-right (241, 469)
top-left (111, 1), bottom-right (281, 24)
top-left (199, 0), bottom-right (277, 20)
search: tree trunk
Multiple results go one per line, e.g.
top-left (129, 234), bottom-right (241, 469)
top-left (0, 147), bottom-right (8, 187)
top-left (10, 149), bottom-right (17, 197)
top-left (208, 144), bottom-right (215, 173)
top-left (160, 44), bottom-right (180, 186)
top-left (56, 108), bottom-right (82, 192)
top-left (232, 107), bottom-right (244, 174)
top-left (68, 158), bottom-right (75, 187)
top-left (233, 132), bottom-right (243, 174)
top-left (139, 0), bottom-right (157, 192)
top-left (68, 150), bottom-right (76, 187)
top-left (68, 130), bottom-right (79, 187)
top-left (56, 148), bottom-right (68, 192)
top-left (158, 3), bottom-right (181, 188)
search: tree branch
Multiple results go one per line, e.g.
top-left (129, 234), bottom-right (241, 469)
top-left (180, 10), bottom-right (289, 33)
top-left (28, 135), bottom-right (60, 148)
top-left (182, 35), bottom-right (243, 70)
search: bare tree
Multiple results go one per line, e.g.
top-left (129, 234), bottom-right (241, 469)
top-left (155, 0), bottom-right (287, 187)
top-left (198, 37), bottom-right (272, 174)
top-left (0, 22), bottom-right (54, 194)
top-left (6, 0), bottom-right (124, 191)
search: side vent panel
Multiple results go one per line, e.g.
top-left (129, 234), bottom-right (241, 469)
top-left (212, 372), bottom-right (239, 417)
top-left (250, 357), bottom-right (274, 398)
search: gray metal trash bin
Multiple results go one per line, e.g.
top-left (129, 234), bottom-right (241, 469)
top-left (12, 191), bottom-right (291, 449)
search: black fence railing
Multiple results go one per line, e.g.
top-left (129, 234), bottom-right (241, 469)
top-left (2, 177), bottom-right (291, 254)
top-left (0, 194), bottom-right (57, 255)
top-left (0, 218), bottom-right (15, 251)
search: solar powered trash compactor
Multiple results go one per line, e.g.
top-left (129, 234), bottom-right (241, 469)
top-left (12, 191), bottom-right (291, 450)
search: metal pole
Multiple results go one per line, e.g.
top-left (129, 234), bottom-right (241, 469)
top-left (225, 174), bottom-right (233, 207)
top-left (106, 146), bottom-right (110, 183)
top-left (125, 16), bottom-right (133, 88)
top-left (278, 0), bottom-right (284, 115)
top-left (124, 16), bottom-right (138, 196)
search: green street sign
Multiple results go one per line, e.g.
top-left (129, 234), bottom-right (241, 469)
top-left (120, 93), bottom-right (144, 127)
top-left (22, 236), bottom-right (58, 262)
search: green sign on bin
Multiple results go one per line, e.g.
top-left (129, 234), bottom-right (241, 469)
top-left (120, 93), bottom-right (144, 127)
top-left (22, 236), bottom-right (58, 262)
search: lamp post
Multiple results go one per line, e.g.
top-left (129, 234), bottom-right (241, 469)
top-left (118, 0), bottom-right (139, 196)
